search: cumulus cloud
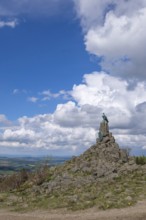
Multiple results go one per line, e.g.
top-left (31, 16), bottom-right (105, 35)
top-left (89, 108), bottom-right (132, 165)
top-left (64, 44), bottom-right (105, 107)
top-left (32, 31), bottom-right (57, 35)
top-left (71, 72), bottom-right (146, 130)
top-left (54, 101), bottom-right (87, 127)
top-left (1, 72), bottom-right (146, 155)
top-left (0, 112), bottom-right (95, 154)
top-left (74, 0), bottom-right (146, 83)
top-left (3, 128), bottom-right (36, 144)
top-left (40, 89), bottom-right (70, 101)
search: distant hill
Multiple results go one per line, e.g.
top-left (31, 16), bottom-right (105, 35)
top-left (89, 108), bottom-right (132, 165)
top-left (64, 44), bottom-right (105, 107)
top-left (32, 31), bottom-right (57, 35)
top-left (0, 156), bottom-right (71, 174)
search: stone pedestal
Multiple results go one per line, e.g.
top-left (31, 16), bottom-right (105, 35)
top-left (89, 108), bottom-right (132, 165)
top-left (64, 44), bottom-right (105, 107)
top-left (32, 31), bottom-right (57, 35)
top-left (97, 121), bottom-right (109, 142)
top-left (99, 121), bottom-right (109, 136)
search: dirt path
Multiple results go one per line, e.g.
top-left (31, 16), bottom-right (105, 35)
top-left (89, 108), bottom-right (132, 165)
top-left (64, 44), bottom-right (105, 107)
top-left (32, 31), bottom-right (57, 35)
top-left (0, 200), bottom-right (146, 220)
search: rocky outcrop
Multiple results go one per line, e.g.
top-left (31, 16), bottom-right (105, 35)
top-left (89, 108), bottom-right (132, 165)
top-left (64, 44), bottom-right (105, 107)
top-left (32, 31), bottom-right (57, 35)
top-left (6, 117), bottom-right (145, 212)
top-left (37, 118), bottom-right (137, 195)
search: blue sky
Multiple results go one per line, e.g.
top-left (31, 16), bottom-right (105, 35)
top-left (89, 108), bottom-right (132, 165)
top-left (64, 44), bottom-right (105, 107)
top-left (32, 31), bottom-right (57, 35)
top-left (0, 0), bottom-right (146, 156)
top-left (0, 8), bottom-right (98, 119)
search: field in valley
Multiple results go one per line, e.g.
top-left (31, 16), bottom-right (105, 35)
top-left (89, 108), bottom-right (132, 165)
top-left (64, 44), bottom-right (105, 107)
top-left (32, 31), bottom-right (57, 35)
top-left (0, 156), bottom-right (70, 175)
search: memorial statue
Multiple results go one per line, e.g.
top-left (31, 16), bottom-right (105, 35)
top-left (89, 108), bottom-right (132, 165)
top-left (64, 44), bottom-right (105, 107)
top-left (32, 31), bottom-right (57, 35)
top-left (102, 113), bottom-right (109, 123)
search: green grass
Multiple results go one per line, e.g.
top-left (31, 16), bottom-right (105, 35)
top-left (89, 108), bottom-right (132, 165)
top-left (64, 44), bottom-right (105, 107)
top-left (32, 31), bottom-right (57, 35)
top-left (1, 159), bottom-right (146, 212)
top-left (10, 169), bottom-right (146, 211)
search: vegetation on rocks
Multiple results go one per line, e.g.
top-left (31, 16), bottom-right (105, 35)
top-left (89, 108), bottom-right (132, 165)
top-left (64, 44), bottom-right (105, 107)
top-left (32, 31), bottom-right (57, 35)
top-left (0, 165), bottom-right (146, 211)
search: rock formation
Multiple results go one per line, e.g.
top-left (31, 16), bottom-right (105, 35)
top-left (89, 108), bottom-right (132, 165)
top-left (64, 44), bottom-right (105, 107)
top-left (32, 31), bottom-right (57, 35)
top-left (37, 115), bottom-right (137, 195)
top-left (9, 114), bottom-right (144, 211)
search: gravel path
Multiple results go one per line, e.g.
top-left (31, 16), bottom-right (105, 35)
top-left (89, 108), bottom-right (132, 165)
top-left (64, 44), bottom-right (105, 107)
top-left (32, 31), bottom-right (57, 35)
top-left (0, 200), bottom-right (146, 220)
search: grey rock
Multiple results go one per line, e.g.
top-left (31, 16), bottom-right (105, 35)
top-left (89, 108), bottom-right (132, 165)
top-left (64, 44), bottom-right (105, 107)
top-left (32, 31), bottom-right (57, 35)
top-left (71, 166), bottom-right (79, 173)
top-left (110, 136), bottom-right (115, 143)
top-left (104, 192), bottom-right (112, 198)
top-left (128, 158), bottom-right (136, 165)
top-left (42, 182), bottom-right (49, 189)
top-left (67, 195), bottom-right (79, 203)
top-left (102, 136), bottom-right (110, 143)
top-left (126, 196), bottom-right (132, 201)
top-left (99, 121), bottom-right (109, 137)
top-left (82, 166), bottom-right (92, 173)
top-left (120, 149), bottom-right (128, 163)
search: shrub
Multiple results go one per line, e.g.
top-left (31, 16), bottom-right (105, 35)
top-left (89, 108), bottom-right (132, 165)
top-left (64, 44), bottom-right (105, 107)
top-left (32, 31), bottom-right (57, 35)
top-left (0, 169), bottom-right (29, 192)
top-left (0, 157), bottom-right (53, 192)
top-left (32, 164), bottom-right (51, 185)
top-left (135, 156), bottom-right (146, 165)
top-left (122, 147), bottom-right (131, 157)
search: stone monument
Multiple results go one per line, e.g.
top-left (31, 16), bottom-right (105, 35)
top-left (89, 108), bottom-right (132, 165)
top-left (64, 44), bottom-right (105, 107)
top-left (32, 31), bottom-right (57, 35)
top-left (98, 113), bottom-right (109, 142)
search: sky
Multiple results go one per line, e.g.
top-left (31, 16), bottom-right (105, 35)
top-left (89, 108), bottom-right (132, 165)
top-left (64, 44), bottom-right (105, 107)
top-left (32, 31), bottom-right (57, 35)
top-left (0, 0), bottom-right (146, 156)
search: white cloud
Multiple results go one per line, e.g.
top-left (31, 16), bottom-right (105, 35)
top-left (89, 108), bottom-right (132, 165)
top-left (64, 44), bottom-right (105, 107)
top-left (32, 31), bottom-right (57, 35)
top-left (74, 0), bottom-right (146, 82)
top-left (41, 90), bottom-right (61, 100)
top-left (27, 97), bottom-right (38, 103)
top-left (0, 19), bottom-right (18, 28)
top-left (3, 128), bottom-right (36, 143)
top-left (54, 101), bottom-right (87, 127)
top-left (40, 89), bottom-right (71, 101)
top-left (71, 72), bottom-right (146, 130)
top-left (0, 114), bottom-right (10, 125)
top-left (1, 72), bottom-right (146, 155)
top-left (13, 89), bottom-right (19, 95)
top-left (74, 0), bottom-right (146, 29)
top-left (13, 89), bottom-right (27, 95)
top-left (0, 112), bottom-right (95, 154)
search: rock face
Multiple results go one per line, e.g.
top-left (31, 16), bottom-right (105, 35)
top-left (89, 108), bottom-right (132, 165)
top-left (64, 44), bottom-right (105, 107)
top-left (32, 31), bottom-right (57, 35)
top-left (38, 117), bottom-right (137, 195)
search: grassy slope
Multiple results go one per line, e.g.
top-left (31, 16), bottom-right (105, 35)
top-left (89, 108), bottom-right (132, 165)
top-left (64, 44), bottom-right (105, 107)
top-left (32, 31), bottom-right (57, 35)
top-left (0, 161), bottom-right (146, 212)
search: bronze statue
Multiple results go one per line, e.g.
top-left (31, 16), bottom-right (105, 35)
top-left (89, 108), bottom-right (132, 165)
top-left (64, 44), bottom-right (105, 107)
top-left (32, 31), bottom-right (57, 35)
top-left (97, 113), bottom-right (109, 142)
top-left (102, 113), bottom-right (109, 123)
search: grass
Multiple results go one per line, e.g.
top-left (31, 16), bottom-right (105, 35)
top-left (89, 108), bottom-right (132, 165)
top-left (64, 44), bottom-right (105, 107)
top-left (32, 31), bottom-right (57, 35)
top-left (7, 169), bottom-right (145, 212)
top-left (0, 158), bottom-right (146, 212)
